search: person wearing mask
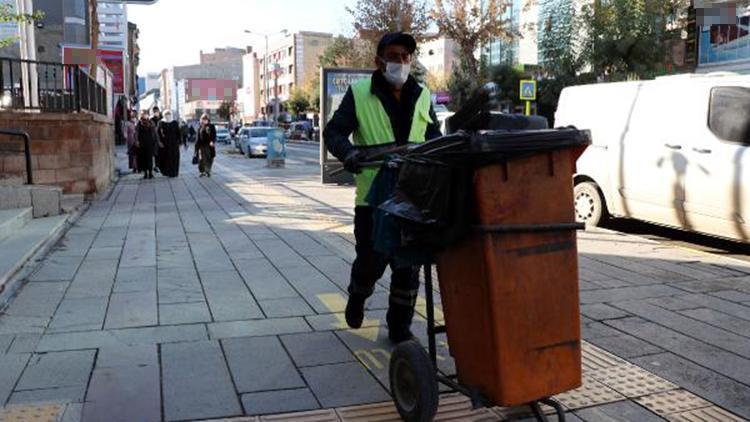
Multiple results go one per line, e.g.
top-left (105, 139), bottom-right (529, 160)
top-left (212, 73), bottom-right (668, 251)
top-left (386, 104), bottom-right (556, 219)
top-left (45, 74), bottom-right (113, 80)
top-left (323, 32), bottom-right (442, 343)
top-left (136, 110), bottom-right (157, 180)
top-left (123, 110), bottom-right (138, 173)
top-left (195, 114), bottom-right (217, 177)
top-left (157, 110), bottom-right (182, 178)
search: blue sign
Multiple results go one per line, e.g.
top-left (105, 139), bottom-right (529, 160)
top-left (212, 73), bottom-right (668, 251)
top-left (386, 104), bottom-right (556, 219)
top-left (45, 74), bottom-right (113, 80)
top-left (266, 128), bottom-right (286, 168)
top-left (520, 80), bottom-right (537, 101)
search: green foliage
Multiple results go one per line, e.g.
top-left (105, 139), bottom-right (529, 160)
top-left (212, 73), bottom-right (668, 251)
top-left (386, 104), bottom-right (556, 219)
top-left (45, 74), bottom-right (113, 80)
top-left (447, 60), bottom-right (478, 111)
top-left (0, 5), bottom-right (45, 49)
top-left (287, 88), bottom-right (311, 115)
top-left (347, 0), bottom-right (433, 45)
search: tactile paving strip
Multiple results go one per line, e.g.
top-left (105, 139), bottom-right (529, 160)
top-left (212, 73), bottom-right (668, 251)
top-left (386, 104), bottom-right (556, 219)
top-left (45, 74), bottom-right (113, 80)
top-left (260, 409), bottom-right (339, 422)
top-left (336, 402), bottom-right (400, 421)
top-left (635, 389), bottom-right (712, 417)
top-left (553, 376), bottom-right (626, 409)
top-left (432, 393), bottom-right (499, 421)
top-left (581, 341), bottom-right (628, 372)
top-left (668, 406), bottom-right (746, 422)
top-left (589, 363), bottom-right (678, 397)
top-left (0, 404), bottom-right (63, 422)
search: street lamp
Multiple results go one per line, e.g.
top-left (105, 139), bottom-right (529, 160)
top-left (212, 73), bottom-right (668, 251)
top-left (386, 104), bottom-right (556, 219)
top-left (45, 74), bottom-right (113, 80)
top-left (244, 29), bottom-right (288, 124)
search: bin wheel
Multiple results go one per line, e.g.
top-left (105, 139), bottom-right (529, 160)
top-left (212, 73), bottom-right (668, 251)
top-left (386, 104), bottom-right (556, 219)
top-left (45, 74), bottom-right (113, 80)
top-left (389, 340), bottom-right (439, 422)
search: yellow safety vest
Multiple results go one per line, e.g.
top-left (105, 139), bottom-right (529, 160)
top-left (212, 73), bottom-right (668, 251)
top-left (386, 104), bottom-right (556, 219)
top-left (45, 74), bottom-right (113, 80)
top-left (351, 78), bottom-right (433, 206)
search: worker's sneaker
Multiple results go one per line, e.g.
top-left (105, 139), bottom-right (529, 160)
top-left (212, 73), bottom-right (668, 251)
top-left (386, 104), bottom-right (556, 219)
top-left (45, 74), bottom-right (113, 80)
top-left (345, 295), bottom-right (366, 329)
top-left (388, 327), bottom-right (416, 344)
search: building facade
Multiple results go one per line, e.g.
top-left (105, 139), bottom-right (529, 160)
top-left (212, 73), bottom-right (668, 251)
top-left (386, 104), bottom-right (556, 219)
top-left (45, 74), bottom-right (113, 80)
top-left (485, 0), bottom-right (539, 68)
top-left (696, 4), bottom-right (750, 73)
top-left (238, 51), bottom-right (261, 123)
top-left (418, 36), bottom-right (459, 83)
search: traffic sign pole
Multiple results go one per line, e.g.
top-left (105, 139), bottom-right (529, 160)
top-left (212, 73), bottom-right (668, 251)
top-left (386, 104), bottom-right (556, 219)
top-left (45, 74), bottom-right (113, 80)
top-left (525, 101), bottom-right (530, 116)
top-left (519, 80), bottom-right (537, 117)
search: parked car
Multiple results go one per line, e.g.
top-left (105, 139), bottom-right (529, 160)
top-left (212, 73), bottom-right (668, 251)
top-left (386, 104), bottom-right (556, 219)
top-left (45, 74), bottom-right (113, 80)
top-left (216, 127), bottom-right (232, 144)
top-left (240, 127), bottom-right (273, 157)
top-left (236, 127), bottom-right (249, 150)
top-left (555, 73), bottom-right (750, 242)
top-left (287, 121), bottom-right (313, 140)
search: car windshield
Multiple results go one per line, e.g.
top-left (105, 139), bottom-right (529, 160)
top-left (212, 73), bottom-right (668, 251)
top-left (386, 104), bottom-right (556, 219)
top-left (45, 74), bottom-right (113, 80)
top-left (217, 128), bottom-right (229, 134)
top-left (251, 129), bottom-right (271, 138)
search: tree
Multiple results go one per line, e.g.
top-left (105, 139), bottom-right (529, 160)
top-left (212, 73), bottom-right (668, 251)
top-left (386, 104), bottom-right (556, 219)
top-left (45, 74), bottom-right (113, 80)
top-left (347, 0), bottom-right (433, 46)
top-left (433, 0), bottom-right (513, 81)
top-left (0, 4), bottom-right (45, 49)
top-left (447, 61), bottom-right (477, 111)
top-left (287, 88), bottom-right (311, 115)
top-left (318, 35), bottom-right (372, 69)
top-left (217, 101), bottom-right (234, 122)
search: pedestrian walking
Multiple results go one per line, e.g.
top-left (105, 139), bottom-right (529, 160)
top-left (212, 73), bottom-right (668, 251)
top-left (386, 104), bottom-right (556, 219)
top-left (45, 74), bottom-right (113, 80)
top-left (195, 113), bottom-right (216, 177)
top-left (188, 125), bottom-right (196, 144)
top-left (158, 110), bottom-right (182, 178)
top-left (136, 110), bottom-right (157, 180)
top-left (323, 32), bottom-right (442, 343)
top-left (151, 106), bottom-right (163, 173)
top-left (123, 110), bottom-right (139, 173)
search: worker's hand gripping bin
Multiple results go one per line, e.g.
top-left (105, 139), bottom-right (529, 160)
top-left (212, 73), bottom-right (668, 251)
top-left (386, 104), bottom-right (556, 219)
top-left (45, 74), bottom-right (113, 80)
top-left (435, 131), bottom-right (590, 407)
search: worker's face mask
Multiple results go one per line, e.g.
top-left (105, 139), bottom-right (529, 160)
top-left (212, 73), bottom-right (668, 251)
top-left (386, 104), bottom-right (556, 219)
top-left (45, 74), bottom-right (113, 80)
top-left (164, 113), bottom-right (173, 123)
top-left (381, 59), bottom-right (411, 88)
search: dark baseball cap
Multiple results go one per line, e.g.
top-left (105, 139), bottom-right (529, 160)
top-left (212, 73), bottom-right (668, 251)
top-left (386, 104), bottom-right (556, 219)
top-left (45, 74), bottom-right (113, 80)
top-left (377, 32), bottom-right (417, 56)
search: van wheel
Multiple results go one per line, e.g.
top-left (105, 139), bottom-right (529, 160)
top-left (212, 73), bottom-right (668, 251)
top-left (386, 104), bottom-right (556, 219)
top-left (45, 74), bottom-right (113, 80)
top-left (574, 182), bottom-right (607, 227)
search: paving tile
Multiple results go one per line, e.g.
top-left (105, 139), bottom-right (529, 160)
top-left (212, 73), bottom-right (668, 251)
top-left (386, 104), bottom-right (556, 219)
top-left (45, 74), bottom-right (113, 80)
top-left (47, 296), bottom-right (108, 333)
top-left (7, 385), bottom-right (87, 405)
top-left (553, 376), bottom-right (625, 409)
top-left (85, 246), bottom-right (123, 261)
top-left (29, 256), bottom-right (84, 282)
top-left (36, 324), bottom-right (207, 352)
top-left (587, 333), bottom-right (664, 359)
top-left (112, 265), bottom-right (156, 293)
top-left (647, 296), bottom-right (702, 311)
top-left (0, 315), bottom-right (48, 335)
top-left (611, 300), bottom-right (750, 357)
top-left (677, 293), bottom-right (750, 321)
top-left (709, 290), bottom-right (750, 303)
top-left (280, 332), bottom-right (356, 367)
top-left (574, 400), bottom-right (663, 422)
top-left (581, 320), bottom-right (621, 340)
top-left (222, 336), bottom-right (305, 393)
top-left (259, 297), bottom-right (316, 318)
top-left (3, 282), bottom-right (68, 318)
top-left (162, 340), bottom-right (242, 421)
top-left (579, 285), bottom-right (684, 304)
top-left (0, 403), bottom-right (66, 421)
top-left (16, 350), bottom-right (95, 392)
top-left (260, 408), bottom-right (339, 422)
top-left (82, 345), bottom-right (160, 422)
top-left (588, 363), bottom-right (678, 397)
top-left (60, 403), bottom-right (83, 422)
top-left (208, 317), bottom-right (310, 339)
top-left (242, 389), bottom-right (319, 416)
top-left (635, 389), bottom-right (713, 418)
top-left (669, 406), bottom-right (746, 422)
top-left (200, 271), bottom-right (264, 321)
top-left (305, 310), bottom-right (386, 332)
top-left (104, 291), bottom-right (158, 329)
top-left (607, 317), bottom-right (750, 385)
top-left (277, 266), bottom-right (344, 314)
top-left (0, 353), bottom-right (31, 406)
top-left (679, 307), bottom-right (750, 338)
top-left (0, 334), bottom-right (13, 353)
top-left (64, 260), bottom-right (118, 299)
top-left (580, 303), bottom-right (631, 321)
top-left (632, 353), bottom-right (750, 420)
top-left (159, 302), bottom-right (212, 325)
top-left (301, 362), bottom-right (390, 408)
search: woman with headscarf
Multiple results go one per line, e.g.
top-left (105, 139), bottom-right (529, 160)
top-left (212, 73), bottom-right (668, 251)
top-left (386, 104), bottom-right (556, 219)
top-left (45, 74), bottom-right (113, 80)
top-left (123, 110), bottom-right (138, 173)
top-left (195, 113), bottom-right (216, 177)
top-left (157, 110), bottom-right (182, 177)
top-left (136, 110), bottom-right (157, 179)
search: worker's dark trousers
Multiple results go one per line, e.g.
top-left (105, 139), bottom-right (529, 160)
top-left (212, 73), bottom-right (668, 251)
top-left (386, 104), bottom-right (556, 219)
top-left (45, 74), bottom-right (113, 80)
top-left (349, 206), bottom-right (419, 331)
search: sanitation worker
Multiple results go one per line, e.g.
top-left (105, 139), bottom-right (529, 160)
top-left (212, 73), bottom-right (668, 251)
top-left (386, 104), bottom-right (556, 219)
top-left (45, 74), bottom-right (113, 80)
top-left (324, 32), bottom-right (442, 343)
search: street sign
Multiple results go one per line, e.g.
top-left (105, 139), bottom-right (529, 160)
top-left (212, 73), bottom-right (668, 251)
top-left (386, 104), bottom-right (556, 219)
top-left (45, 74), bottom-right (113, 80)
top-left (520, 80), bottom-right (536, 101)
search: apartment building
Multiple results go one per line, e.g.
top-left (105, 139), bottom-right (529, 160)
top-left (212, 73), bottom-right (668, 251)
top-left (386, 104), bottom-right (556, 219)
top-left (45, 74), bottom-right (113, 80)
top-left (418, 36), bottom-right (459, 82)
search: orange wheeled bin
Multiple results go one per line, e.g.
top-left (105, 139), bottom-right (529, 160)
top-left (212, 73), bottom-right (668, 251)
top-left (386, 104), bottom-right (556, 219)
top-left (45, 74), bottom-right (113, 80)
top-left (385, 126), bottom-right (590, 422)
top-left (435, 146), bottom-right (587, 407)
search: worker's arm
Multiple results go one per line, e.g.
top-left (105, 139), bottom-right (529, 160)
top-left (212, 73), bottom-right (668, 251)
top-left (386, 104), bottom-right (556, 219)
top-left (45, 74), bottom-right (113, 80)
top-left (426, 103), bottom-right (443, 140)
top-left (323, 88), bottom-right (359, 162)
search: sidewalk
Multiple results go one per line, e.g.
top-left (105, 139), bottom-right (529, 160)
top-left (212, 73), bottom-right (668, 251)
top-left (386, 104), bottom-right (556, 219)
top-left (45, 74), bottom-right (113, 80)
top-left (0, 145), bottom-right (748, 421)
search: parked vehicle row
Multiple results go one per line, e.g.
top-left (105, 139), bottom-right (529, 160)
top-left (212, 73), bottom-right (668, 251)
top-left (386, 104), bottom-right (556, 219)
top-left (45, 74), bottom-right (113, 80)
top-left (237, 127), bottom-right (272, 157)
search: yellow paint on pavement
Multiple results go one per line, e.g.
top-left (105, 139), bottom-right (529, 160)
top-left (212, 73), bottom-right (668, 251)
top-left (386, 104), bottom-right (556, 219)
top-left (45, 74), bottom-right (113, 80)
top-left (317, 293), bottom-right (381, 342)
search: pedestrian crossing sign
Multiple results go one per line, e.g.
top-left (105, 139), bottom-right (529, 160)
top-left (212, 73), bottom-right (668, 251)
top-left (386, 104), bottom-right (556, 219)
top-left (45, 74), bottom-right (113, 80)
top-left (520, 80), bottom-right (537, 101)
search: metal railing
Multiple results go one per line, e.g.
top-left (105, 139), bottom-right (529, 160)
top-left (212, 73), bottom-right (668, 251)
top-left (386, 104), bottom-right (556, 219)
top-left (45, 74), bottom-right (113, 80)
top-left (0, 57), bottom-right (108, 115)
top-left (0, 130), bottom-right (32, 185)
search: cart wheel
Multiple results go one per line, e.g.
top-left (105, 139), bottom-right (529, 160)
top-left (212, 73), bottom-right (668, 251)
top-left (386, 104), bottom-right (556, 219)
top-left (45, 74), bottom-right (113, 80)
top-left (389, 340), bottom-right (439, 422)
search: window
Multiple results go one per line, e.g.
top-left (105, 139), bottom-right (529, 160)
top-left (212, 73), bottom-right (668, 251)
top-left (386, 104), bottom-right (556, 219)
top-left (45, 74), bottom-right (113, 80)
top-left (288, 46), bottom-right (293, 56)
top-left (709, 86), bottom-right (750, 145)
top-left (288, 64), bottom-right (293, 74)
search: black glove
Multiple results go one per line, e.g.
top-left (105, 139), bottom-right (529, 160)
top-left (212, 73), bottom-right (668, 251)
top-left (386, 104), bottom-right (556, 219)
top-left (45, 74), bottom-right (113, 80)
top-left (343, 149), bottom-right (363, 174)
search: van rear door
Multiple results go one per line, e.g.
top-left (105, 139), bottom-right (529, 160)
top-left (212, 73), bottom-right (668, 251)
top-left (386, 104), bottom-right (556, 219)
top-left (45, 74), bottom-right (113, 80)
top-left (685, 83), bottom-right (750, 241)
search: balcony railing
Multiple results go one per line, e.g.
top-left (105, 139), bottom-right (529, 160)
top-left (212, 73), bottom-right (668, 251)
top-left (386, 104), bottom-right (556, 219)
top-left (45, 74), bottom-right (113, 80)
top-left (0, 57), bottom-right (109, 115)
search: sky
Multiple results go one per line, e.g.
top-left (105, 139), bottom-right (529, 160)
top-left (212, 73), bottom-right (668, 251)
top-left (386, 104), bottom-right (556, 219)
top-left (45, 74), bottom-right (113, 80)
top-left (129, 0), bottom-right (356, 74)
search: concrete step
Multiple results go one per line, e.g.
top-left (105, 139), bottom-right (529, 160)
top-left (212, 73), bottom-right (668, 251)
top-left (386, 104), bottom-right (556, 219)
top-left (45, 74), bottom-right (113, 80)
top-left (0, 208), bottom-right (32, 242)
top-left (0, 185), bottom-right (61, 217)
top-left (0, 214), bottom-right (69, 295)
top-left (61, 194), bottom-right (85, 214)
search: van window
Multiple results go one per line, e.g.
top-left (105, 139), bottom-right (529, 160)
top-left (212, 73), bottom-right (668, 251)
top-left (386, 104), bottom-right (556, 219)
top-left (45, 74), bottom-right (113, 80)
top-left (708, 87), bottom-right (750, 146)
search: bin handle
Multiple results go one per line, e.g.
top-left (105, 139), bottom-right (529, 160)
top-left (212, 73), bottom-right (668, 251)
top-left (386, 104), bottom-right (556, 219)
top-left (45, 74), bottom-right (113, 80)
top-left (474, 223), bottom-right (585, 233)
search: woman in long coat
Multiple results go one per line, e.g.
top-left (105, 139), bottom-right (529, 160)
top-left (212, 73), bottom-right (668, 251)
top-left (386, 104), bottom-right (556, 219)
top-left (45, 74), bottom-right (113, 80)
top-left (195, 113), bottom-right (216, 177)
top-left (123, 111), bottom-right (138, 172)
top-left (136, 110), bottom-right (156, 179)
top-left (157, 110), bottom-right (182, 177)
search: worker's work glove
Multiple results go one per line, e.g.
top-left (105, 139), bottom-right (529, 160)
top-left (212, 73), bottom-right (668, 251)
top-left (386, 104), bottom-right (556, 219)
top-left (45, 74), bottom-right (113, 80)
top-left (343, 149), bottom-right (363, 174)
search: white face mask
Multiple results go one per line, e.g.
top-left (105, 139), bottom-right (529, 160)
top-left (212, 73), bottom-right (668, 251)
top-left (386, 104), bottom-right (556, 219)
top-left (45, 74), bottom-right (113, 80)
top-left (164, 114), bottom-right (173, 123)
top-left (382, 61), bottom-right (411, 88)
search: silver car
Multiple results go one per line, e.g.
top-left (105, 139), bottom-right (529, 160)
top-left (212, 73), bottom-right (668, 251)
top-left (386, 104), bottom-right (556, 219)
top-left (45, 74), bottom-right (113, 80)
top-left (240, 127), bottom-right (272, 157)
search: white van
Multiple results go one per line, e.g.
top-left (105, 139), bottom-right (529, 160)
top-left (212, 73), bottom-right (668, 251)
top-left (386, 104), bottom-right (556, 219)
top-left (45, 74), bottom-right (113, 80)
top-left (556, 73), bottom-right (750, 242)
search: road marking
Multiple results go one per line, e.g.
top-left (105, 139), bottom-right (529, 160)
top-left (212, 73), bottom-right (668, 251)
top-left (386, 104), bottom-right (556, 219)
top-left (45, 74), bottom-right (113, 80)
top-left (317, 293), bottom-right (381, 341)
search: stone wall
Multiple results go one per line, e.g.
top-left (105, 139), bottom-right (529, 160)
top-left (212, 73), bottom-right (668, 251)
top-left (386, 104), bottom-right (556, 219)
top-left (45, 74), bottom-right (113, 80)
top-left (0, 112), bottom-right (115, 195)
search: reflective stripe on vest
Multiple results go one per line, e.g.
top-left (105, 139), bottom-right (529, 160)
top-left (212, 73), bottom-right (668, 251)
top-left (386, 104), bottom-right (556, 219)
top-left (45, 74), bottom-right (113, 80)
top-left (351, 78), bottom-right (433, 206)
